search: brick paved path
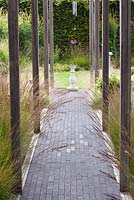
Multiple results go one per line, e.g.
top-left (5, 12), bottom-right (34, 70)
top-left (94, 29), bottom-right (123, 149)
top-left (21, 90), bottom-right (121, 200)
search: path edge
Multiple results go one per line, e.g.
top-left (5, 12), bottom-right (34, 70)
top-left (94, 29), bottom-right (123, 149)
top-left (96, 110), bottom-right (132, 200)
top-left (16, 108), bottom-right (48, 200)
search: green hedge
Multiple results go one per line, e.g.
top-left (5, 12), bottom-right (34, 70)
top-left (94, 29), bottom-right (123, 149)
top-left (96, 75), bottom-right (120, 93)
top-left (53, 1), bottom-right (89, 58)
top-left (0, 0), bottom-right (134, 63)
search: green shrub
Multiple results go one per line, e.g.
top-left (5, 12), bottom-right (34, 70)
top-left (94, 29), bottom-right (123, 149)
top-left (0, 145), bottom-right (14, 200)
top-left (100, 14), bottom-right (119, 59)
top-left (0, 40), bottom-right (9, 74)
top-left (72, 55), bottom-right (89, 70)
top-left (38, 21), bottom-right (44, 47)
top-left (109, 76), bottom-right (120, 90)
top-left (54, 45), bottom-right (61, 63)
top-left (109, 15), bottom-right (119, 57)
top-left (0, 76), bottom-right (15, 200)
top-left (96, 78), bottom-right (102, 92)
top-left (59, 54), bottom-right (89, 70)
top-left (0, 15), bottom-right (8, 40)
top-left (54, 55), bottom-right (89, 72)
top-left (0, 62), bottom-right (8, 74)
top-left (0, 49), bottom-right (8, 64)
top-left (19, 15), bottom-right (45, 67)
top-left (89, 92), bottom-right (102, 110)
top-left (0, 45), bottom-right (8, 64)
top-left (96, 75), bottom-right (120, 93)
top-left (19, 19), bottom-right (32, 58)
top-left (20, 55), bottom-right (31, 68)
top-left (39, 47), bottom-right (44, 66)
top-left (54, 63), bottom-right (70, 72)
top-left (0, 137), bottom-right (15, 200)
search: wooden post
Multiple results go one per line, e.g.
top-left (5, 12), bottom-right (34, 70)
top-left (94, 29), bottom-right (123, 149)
top-left (8, 0), bottom-right (22, 194)
top-left (95, 0), bottom-right (100, 80)
top-left (102, 0), bottom-right (109, 131)
top-left (89, 0), bottom-right (92, 69)
top-left (49, 0), bottom-right (54, 88)
top-left (89, 0), bottom-right (94, 86)
top-left (120, 0), bottom-right (131, 192)
top-left (43, 0), bottom-right (49, 95)
top-left (31, 0), bottom-right (40, 133)
top-left (92, 0), bottom-right (95, 72)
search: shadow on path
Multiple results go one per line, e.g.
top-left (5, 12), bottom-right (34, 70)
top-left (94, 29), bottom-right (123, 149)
top-left (21, 90), bottom-right (121, 200)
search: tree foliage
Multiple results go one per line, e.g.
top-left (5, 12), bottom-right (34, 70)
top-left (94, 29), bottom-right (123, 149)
top-left (0, 0), bottom-right (134, 59)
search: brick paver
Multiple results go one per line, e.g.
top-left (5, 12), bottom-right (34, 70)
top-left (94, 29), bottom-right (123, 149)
top-left (21, 90), bottom-right (121, 200)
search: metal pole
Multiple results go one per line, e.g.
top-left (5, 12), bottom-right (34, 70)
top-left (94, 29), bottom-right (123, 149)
top-left (120, 0), bottom-right (131, 192)
top-left (102, 0), bottom-right (109, 131)
top-left (43, 0), bottom-right (49, 95)
top-left (31, 0), bottom-right (40, 133)
top-left (49, 0), bottom-right (54, 88)
top-left (8, 0), bottom-right (22, 194)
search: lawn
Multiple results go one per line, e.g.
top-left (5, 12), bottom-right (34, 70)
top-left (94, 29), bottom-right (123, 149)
top-left (54, 71), bottom-right (90, 89)
top-left (54, 68), bottom-right (120, 89)
top-left (20, 68), bottom-right (90, 88)
top-left (20, 67), bottom-right (120, 89)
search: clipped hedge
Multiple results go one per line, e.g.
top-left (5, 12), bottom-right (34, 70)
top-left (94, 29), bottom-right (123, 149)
top-left (53, 1), bottom-right (89, 58)
top-left (0, 0), bottom-right (134, 62)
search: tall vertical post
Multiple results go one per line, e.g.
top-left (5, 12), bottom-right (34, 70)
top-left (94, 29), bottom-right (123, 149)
top-left (49, 0), bottom-right (54, 89)
top-left (43, 0), bottom-right (49, 95)
top-left (95, 0), bottom-right (100, 80)
top-left (102, 0), bottom-right (109, 131)
top-left (89, 0), bottom-right (92, 70)
top-left (92, 0), bottom-right (95, 74)
top-left (31, 0), bottom-right (40, 133)
top-left (120, 0), bottom-right (131, 192)
top-left (89, 0), bottom-right (94, 86)
top-left (8, 0), bottom-right (22, 194)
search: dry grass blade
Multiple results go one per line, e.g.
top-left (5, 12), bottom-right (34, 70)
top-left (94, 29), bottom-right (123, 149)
top-left (89, 89), bottom-right (134, 198)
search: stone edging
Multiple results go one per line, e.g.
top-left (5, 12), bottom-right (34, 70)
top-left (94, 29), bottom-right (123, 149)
top-left (16, 108), bottom-right (48, 200)
top-left (96, 110), bottom-right (132, 200)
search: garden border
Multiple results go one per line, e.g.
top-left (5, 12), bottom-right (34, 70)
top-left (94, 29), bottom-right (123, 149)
top-left (96, 111), bottom-right (132, 200)
top-left (15, 108), bottom-right (48, 200)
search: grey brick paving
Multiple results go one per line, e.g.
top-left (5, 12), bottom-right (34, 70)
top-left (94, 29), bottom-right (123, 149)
top-left (21, 90), bottom-right (121, 200)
